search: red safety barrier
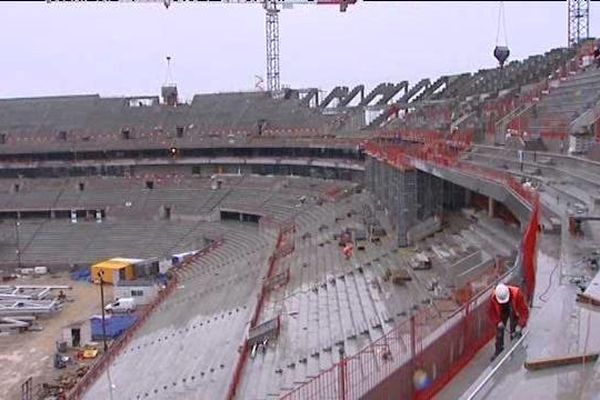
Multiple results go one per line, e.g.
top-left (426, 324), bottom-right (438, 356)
top-left (282, 139), bottom-right (541, 400)
top-left (67, 238), bottom-right (224, 400)
top-left (520, 203), bottom-right (540, 301)
top-left (227, 219), bottom-right (296, 400)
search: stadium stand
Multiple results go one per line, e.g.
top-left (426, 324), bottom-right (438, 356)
top-left (1, 40), bottom-right (599, 400)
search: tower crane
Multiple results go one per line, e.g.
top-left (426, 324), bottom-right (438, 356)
top-left (567, 0), bottom-right (590, 47)
top-left (153, 0), bottom-right (356, 93)
top-left (493, 0), bottom-right (592, 65)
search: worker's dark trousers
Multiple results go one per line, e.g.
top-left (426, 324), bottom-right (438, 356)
top-left (494, 309), bottom-right (517, 355)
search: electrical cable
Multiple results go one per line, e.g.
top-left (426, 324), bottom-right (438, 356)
top-left (537, 259), bottom-right (560, 303)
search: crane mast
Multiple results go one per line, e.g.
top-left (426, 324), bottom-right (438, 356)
top-left (567, 0), bottom-right (590, 47)
top-left (265, 0), bottom-right (281, 92)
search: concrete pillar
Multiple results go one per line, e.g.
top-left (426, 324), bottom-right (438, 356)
top-left (416, 171), bottom-right (425, 220)
top-left (397, 169), bottom-right (418, 247)
top-left (366, 157), bottom-right (372, 191)
top-left (432, 175), bottom-right (444, 217)
top-left (385, 163), bottom-right (394, 212)
top-left (417, 171), bottom-right (435, 220)
top-left (488, 197), bottom-right (495, 218)
top-left (374, 160), bottom-right (383, 200)
top-left (390, 167), bottom-right (400, 231)
top-left (381, 162), bottom-right (388, 211)
top-left (465, 189), bottom-right (472, 208)
top-left (367, 157), bottom-right (375, 192)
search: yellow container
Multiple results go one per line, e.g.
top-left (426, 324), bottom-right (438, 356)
top-left (90, 258), bottom-right (138, 285)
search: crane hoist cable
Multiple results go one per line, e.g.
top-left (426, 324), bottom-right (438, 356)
top-left (493, 1), bottom-right (510, 68)
top-left (164, 56), bottom-right (175, 86)
top-left (496, 1), bottom-right (509, 48)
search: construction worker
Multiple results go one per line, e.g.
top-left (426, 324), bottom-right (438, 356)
top-left (342, 243), bottom-right (353, 260)
top-left (489, 283), bottom-right (529, 361)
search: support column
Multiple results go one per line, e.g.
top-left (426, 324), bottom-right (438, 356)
top-left (381, 162), bottom-right (389, 211)
top-left (365, 157), bottom-right (374, 191)
top-left (416, 171), bottom-right (425, 220)
top-left (397, 168), bottom-right (418, 247)
top-left (464, 188), bottom-right (472, 209)
top-left (374, 159), bottom-right (383, 201)
top-left (390, 166), bottom-right (401, 231)
top-left (488, 197), bottom-right (495, 218)
top-left (417, 171), bottom-right (435, 220)
top-left (384, 163), bottom-right (394, 212)
top-left (432, 175), bottom-right (444, 217)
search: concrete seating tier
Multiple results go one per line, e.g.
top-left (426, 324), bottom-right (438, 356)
top-left (234, 192), bottom-right (513, 399)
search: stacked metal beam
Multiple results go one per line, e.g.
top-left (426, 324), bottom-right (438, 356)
top-left (0, 285), bottom-right (69, 323)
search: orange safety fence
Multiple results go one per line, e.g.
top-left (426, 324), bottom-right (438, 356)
top-left (66, 238), bottom-right (224, 400)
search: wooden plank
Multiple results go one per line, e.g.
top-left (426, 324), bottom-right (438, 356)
top-left (576, 292), bottom-right (600, 307)
top-left (524, 353), bottom-right (599, 371)
top-left (582, 269), bottom-right (600, 299)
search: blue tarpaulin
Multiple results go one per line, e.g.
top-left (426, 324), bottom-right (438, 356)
top-left (70, 268), bottom-right (91, 282)
top-left (156, 274), bottom-right (169, 286)
top-left (90, 314), bottom-right (137, 340)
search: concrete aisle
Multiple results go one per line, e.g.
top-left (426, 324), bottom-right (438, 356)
top-left (434, 235), bottom-right (600, 400)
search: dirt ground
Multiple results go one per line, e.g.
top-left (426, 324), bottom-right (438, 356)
top-left (0, 272), bottom-right (111, 400)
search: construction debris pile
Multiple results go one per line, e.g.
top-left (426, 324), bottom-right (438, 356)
top-left (0, 285), bottom-right (71, 333)
top-left (38, 365), bottom-right (90, 399)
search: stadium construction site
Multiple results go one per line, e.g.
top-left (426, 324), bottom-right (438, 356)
top-left (1, 38), bottom-right (600, 400)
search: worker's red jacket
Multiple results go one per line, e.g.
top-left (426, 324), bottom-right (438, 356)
top-left (489, 285), bottom-right (529, 327)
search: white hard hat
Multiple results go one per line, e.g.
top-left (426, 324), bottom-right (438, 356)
top-left (495, 283), bottom-right (510, 304)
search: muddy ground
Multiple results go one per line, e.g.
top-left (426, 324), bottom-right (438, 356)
top-left (0, 272), bottom-right (111, 400)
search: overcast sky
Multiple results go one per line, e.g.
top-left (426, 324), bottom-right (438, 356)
top-left (0, 1), bottom-right (596, 101)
